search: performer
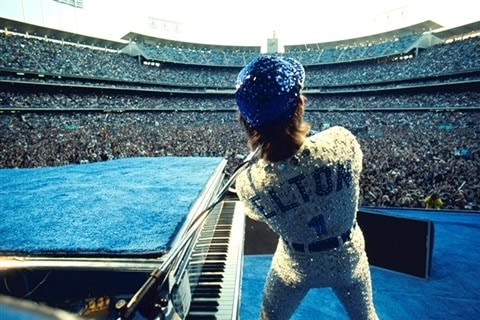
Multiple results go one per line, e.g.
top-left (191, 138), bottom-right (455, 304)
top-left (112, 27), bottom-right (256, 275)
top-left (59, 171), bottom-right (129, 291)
top-left (234, 55), bottom-right (378, 319)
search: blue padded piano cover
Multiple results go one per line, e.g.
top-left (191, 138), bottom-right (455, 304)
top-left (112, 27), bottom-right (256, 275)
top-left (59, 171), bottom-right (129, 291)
top-left (0, 157), bottom-right (224, 256)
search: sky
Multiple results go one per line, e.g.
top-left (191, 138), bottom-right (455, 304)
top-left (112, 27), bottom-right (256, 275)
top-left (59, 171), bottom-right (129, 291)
top-left (1, 0), bottom-right (479, 47)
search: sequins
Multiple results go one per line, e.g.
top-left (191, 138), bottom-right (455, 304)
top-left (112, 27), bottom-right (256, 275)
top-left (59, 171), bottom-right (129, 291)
top-left (236, 127), bottom-right (377, 319)
top-left (302, 149), bottom-right (311, 156)
top-left (262, 228), bottom-right (377, 319)
top-left (235, 55), bottom-right (305, 129)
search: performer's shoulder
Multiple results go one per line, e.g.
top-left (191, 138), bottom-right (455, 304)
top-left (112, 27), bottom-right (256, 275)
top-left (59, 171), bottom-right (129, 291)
top-left (312, 126), bottom-right (356, 141)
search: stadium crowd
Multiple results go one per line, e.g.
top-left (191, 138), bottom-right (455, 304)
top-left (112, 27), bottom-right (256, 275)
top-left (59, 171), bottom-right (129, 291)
top-left (1, 32), bottom-right (479, 88)
top-left (1, 30), bottom-right (479, 212)
top-left (2, 90), bottom-right (480, 111)
top-left (1, 109), bottom-right (479, 211)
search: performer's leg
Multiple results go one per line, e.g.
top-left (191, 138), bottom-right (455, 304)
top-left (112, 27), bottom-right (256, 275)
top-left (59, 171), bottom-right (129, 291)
top-left (260, 267), bottom-right (308, 320)
top-left (332, 274), bottom-right (378, 320)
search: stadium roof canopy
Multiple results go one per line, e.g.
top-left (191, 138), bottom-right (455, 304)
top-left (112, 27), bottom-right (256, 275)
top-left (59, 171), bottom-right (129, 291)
top-left (432, 20), bottom-right (480, 40)
top-left (120, 21), bottom-right (446, 52)
top-left (121, 32), bottom-right (261, 51)
top-left (2, 15), bottom-right (478, 52)
top-left (285, 20), bottom-right (443, 50)
top-left (0, 17), bottom-right (126, 50)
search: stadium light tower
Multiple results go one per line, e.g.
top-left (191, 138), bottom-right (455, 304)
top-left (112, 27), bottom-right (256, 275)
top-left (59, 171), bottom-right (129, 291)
top-left (266, 31), bottom-right (279, 54)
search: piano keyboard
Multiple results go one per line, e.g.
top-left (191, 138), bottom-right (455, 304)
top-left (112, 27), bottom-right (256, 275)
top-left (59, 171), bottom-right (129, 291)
top-left (186, 201), bottom-right (245, 320)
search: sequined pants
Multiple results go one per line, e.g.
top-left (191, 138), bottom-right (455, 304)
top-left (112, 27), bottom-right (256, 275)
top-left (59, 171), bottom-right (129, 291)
top-left (260, 228), bottom-right (378, 320)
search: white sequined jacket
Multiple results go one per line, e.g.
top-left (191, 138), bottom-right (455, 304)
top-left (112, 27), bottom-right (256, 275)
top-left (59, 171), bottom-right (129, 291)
top-left (236, 126), bottom-right (363, 246)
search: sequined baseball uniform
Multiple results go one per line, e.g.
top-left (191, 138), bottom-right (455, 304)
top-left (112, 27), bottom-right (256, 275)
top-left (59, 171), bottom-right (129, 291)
top-left (236, 126), bottom-right (378, 320)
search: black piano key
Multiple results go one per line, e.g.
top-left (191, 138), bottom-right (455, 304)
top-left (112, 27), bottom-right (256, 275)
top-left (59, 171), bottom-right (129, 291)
top-left (189, 300), bottom-right (219, 311)
top-left (186, 314), bottom-right (217, 320)
top-left (192, 290), bottom-right (221, 299)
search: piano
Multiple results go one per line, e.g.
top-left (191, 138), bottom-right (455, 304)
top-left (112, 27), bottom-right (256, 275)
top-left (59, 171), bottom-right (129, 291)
top-left (0, 158), bottom-right (246, 320)
top-left (187, 200), bottom-right (245, 320)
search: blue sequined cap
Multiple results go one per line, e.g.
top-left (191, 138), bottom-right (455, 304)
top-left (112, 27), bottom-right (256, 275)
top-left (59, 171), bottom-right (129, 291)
top-left (235, 55), bottom-right (305, 129)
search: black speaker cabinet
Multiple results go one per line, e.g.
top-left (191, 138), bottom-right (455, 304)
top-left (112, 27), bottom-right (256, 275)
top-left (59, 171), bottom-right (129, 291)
top-left (357, 209), bottom-right (434, 279)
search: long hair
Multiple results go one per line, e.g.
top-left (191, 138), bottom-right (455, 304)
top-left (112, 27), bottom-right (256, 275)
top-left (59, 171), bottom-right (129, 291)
top-left (239, 96), bottom-right (311, 162)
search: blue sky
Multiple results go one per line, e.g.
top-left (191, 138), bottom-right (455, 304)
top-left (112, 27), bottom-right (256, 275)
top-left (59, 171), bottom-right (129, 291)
top-left (1, 0), bottom-right (479, 46)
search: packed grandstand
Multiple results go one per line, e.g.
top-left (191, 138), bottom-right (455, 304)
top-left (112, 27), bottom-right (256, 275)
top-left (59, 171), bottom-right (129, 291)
top-left (0, 17), bottom-right (479, 211)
